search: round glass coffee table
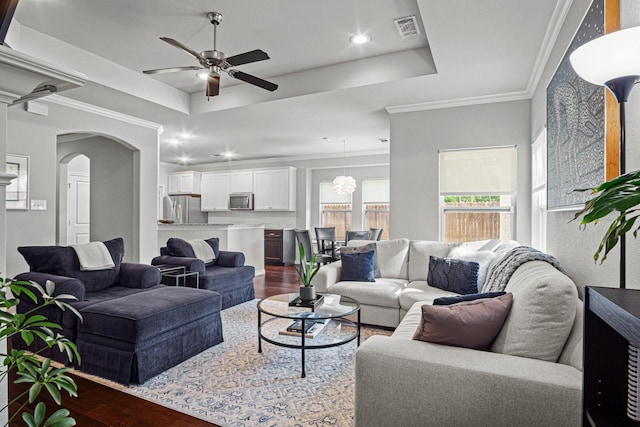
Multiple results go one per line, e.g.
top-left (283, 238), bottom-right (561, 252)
top-left (257, 293), bottom-right (360, 378)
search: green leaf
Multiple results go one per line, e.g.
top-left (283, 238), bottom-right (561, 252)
top-left (22, 411), bottom-right (36, 427)
top-left (44, 408), bottom-right (73, 426)
top-left (34, 401), bottom-right (46, 426)
top-left (21, 330), bottom-right (34, 346)
top-left (28, 383), bottom-right (43, 403)
top-left (44, 382), bottom-right (62, 405)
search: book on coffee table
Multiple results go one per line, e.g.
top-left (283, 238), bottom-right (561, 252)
top-left (279, 319), bottom-right (328, 339)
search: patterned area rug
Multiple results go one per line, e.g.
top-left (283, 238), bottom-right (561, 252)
top-left (107, 299), bottom-right (391, 427)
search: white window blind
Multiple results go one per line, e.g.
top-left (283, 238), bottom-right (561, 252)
top-left (439, 146), bottom-right (517, 194)
top-left (320, 181), bottom-right (351, 203)
top-left (362, 179), bottom-right (389, 203)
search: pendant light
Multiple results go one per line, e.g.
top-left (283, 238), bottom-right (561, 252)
top-left (333, 140), bottom-right (356, 194)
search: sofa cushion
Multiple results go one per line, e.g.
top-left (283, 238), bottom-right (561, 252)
top-left (490, 261), bottom-right (578, 362)
top-left (340, 243), bottom-right (380, 278)
top-left (412, 293), bottom-right (513, 350)
top-left (408, 240), bottom-right (453, 282)
top-left (341, 251), bottom-right (376, 282)
top-left (18, 237), bottom-right (124, 292)
top-left (166, 237), bottom-right (196, 258)
top-left (329, 277), bottom-right (407, 308)
top-left (399, 281), bottom-right (459, 311)
top-left (375, 238), bottom-right (411, 280)
top-left (428, 256), bottom-right (479, 295)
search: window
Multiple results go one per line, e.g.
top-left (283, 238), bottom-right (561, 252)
top-left (531, 129), bottom-right (547, 251)
top-left (362, 179), bottom-right (390, 240)
top-left (320, 182), bottom-right (352, 241)
top-left (439, 146), bottom-right (517, 243)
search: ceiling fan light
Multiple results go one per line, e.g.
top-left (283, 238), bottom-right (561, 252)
top-left (350, 34), bottom-right (371, 45)
top-left (332, 175), bottom-right (356, 194)
top-left (196, 71), bottom-right (210, 80)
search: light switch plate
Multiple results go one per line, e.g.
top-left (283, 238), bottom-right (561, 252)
top-left (30, 199), bottom-right (47, 210)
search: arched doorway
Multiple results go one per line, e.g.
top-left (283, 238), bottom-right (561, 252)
top-left (57, 133), bottom-right (137, 260)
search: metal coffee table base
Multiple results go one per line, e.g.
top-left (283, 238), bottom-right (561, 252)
top-left (257, 309), bottom-right (361, 378)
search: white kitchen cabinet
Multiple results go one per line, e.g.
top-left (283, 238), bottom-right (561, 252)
top-left (167, 172), bottom-right (201, 194)
top-left (253, 167), bottom-right (296, 211)
top-left (200, 172), bottom-right (230, 211)
top-left (229, 171), bottom-right (254, 193)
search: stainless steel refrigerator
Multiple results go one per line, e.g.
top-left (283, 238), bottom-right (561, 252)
top-left (168, 195), bottom-right (208, 224)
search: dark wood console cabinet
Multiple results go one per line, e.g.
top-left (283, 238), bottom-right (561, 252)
top-left (264, 229), bottom-right (295, 266)
top-left (584, 287), bottom-right (640, 426)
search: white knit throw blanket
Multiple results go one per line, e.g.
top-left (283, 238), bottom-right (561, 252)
top-left (188, 239), bottom-right (216, 263)
top-left (71, 242), bottom-right (115, 271)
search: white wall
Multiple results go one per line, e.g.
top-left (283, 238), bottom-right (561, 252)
top-left (6, 101), bottom-right (160, 277)
top-left (389, 100), bottom-right (531, 242)
top-left (530, 0), bottom-right (640, 291)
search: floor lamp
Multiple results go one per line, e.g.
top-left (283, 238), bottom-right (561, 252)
top-left (570, 25), bottom-right (640, 421)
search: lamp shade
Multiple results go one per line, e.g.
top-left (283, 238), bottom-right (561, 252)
top-left (569, 26), bottom-right (640, 86)
top-left (332, 175), bottom-right (356, 194)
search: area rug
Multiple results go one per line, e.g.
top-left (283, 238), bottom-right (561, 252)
top-left (109, 299), bottom-right (391, 427)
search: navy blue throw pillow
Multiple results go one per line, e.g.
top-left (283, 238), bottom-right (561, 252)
top-left (205, 237), bottom-right (220, 265)
top-left (341, 250), bottom-right (376, 282)
top-left (167, 238), bottom-right (196, 258)
top-left (433, 291), bottom-right (507, 306)
top-left (428, 256), bottom-right (479, 295)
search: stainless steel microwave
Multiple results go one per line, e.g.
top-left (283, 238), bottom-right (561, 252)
top-left (229, 193), bottom-right (254, 210)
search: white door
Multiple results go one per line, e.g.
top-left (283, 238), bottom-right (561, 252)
top-left (67, 173), bottom-right (90, 245)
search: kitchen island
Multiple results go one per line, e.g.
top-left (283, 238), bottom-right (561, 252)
top-left (158, 224), bottom-right (265, 275)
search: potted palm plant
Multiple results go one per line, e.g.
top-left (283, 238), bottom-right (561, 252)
top-left (573, 169), bottom-right (640, 262)
top-left (1, 276), bottom-right (82, 427)
top-left (297, 244), bottom-right (321, 301)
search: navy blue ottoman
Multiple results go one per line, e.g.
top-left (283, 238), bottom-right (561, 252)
top-left (76, 286), bottom-right (223, 384)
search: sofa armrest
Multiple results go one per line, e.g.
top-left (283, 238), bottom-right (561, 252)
top-left (216, 251), bottom-right (245, 267)
top-left (151, 255), bottom-right (206, 275)
top-left (14, 272), bottom-right (85, 302)
top-left (311, 261), bottom-right (342, 293)
top-left (355, 336), bottom-right (582, 427)
top-left (119, 263), bottom-right (161, 289)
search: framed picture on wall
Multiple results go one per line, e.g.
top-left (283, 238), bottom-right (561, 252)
top-left (6, 154), bottom-right (29, 210)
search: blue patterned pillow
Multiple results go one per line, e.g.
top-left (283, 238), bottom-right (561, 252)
top-left (433, 291), bottom-right (506, 306)
top-left (340, 243), bottom-right (380, 278)
top-left (341, 250), bottom-right (376, 282)
top-left (428, 256), bottom-right (479, 295)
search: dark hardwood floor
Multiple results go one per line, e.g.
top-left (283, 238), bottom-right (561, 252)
top-left (9, 265), bottom-right (301, 427)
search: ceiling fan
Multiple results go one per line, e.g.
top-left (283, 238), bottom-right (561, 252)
top-left (143, 12), bottom-right (278, 100)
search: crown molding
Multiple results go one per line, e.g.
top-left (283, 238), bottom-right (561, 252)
top-left (0, 45), bottom-right (86, 88)
top-left (45, 95), bottom-right (163, 132)
top-left (385, 91), bottom-right (530, 114)
top-left (0, 172), bottom-right (16, 186)
top-left (526, 0), bottom-right (574, 94)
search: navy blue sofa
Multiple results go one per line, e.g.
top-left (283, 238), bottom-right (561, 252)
top-left (14, 237), bottom-right (224, 384)
top-left (151, 237), bottom-right (255, 309)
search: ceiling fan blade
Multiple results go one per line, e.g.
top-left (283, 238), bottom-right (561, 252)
top-left (160, 37), bottom-right (208, 64)
top-left (226, 49), bottom-right (270, 67)
top-left (143, 66), bottom-right (202, 75)
top-left (206, 75), bottom-right (220, 98)
top-left (229, 70), bottom-right (278, 92)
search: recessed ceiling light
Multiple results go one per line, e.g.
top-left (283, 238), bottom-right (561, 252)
top-left (222, 151), bottom-right (235, 158)
top-left (168, 138), bottom-right (181, 145)
top-left (350, 34), bottom-right (371, 45)
top-left (179, 156), bottom-right (190, 164)
top-left (179, 132), bottom-right (192, 139)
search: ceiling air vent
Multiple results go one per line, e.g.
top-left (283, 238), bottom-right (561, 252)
top-left (394, 15), bottom-right (420, 39)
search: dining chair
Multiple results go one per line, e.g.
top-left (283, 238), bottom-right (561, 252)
top-left (295, 229), bottom-right (332, 265)
top-left (369, 228), bottom-right (383, 241)
top-left (314, 227), bottom-right (340, 262)
top-left (345, 230), bottom-right (372, 245)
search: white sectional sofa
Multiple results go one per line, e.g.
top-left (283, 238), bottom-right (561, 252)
top-left (312, 238), bottom-right (583, 426)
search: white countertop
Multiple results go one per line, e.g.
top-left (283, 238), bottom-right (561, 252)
top-left (158, 223), bottom-right (265, 229)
